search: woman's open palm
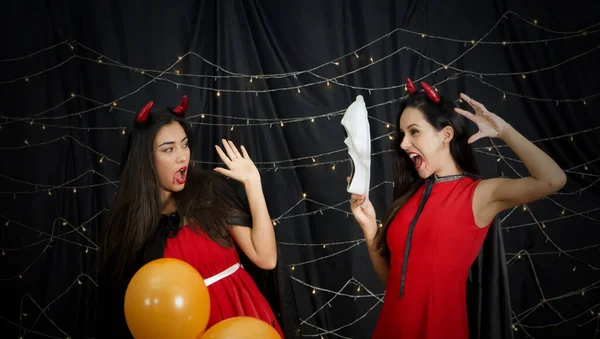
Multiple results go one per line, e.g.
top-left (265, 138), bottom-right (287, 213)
top-left (214, 139), bottom-right (260, 183)
top-left (454, 93), bottom-right (509, 143)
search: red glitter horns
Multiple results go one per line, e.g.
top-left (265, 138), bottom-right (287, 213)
top-left (405, 78), bottom-right (441, 104)
top-left (135, 95), bottom-right (188, 123)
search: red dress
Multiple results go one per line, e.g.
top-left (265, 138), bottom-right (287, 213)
top-left (373, 177), bottom-right (491, 339)
top-left (163, 225), bottom-right (283, 338)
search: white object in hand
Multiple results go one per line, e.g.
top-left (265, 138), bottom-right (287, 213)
top-left (341, 95), bottom-right (371, 207)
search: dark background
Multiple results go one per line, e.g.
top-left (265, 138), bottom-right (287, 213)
top-left (1, 1), bottom-right (599, 338)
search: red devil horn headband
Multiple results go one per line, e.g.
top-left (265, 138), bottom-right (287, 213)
top-left (135, 95), bottom-right (188, 123)
top-left (136, 101), bottom-right (154, 123)
top-left (405, 78), bottom-right (440, 103)
top-left (172, 95), bottom-right (188, 115)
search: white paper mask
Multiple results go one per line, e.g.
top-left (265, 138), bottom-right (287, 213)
top-left (341, 95), bottom-right (371, 207)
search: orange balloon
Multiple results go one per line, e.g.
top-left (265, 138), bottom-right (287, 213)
top-left (124, 258), bottom-right (211, 339)
top-left (200, 316), bottom-right (281, 339)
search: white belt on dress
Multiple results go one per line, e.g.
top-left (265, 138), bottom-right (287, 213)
top-left (204, 263), bottom-right (241, 287)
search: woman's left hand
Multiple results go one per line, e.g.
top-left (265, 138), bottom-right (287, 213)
top-left (454, 93), bottom-right (510, 143)
top-left (214, 139), bottom-right (260, 184)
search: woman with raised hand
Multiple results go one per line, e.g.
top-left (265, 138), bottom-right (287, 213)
top-left (349, 79), bottom-right (566, 339)
top-left (97, 96), bottom-right (299, 338)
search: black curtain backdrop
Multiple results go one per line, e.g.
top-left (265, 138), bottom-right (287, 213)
top-left (1, 1), bottom-right (599, 338)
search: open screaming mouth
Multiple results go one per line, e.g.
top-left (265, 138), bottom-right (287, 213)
top-left (409, 153), bottom-right (423, 170)
top-left (173, 166), bottom-right (187, 184)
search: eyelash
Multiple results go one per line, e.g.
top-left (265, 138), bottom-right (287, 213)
top-left (163, 143), bottom-right (188, 152)
top-left (399, 129), bottom-right (418, 139)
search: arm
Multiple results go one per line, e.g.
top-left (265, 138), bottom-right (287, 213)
top-left (230, 177), bottom-right (277, 270)
top-left (456, 94), bottom-right (567, 227)
top-left (350, 190), bottom-right (390, 285)
top-left (215, 139), bottom-right (277, 270)
top-left (364, 228), bottom-right (390, 286)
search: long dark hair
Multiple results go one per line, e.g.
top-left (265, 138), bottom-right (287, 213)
top-left (375, 92), bottom-right (479, 260)
top-left (98, 105), bottom-right (249, 279)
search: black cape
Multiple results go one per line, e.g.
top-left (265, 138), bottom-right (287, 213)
top-left (96, 175), bottom-right (301, 338)
top-left (467, 214), bottom-right (514, 339)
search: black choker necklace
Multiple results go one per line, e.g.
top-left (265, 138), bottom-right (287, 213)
top-left (430, 173), bottom-right (466, 183)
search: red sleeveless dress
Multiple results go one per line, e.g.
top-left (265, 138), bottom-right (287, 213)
top-left (163, 225), bottom-right (283, 337)
top-left (373, 177), bottom-right (491, 339)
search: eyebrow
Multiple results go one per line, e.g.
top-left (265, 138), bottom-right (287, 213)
top-left (158, 136), bottom-right (188, 148)
top-left (400, 123), bottom-right (420, 131)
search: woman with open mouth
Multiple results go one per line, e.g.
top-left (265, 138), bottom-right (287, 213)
top-left (96, 96), bottom-right (298, 338)
top-left (348, 78), bottom-right (567, 339)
